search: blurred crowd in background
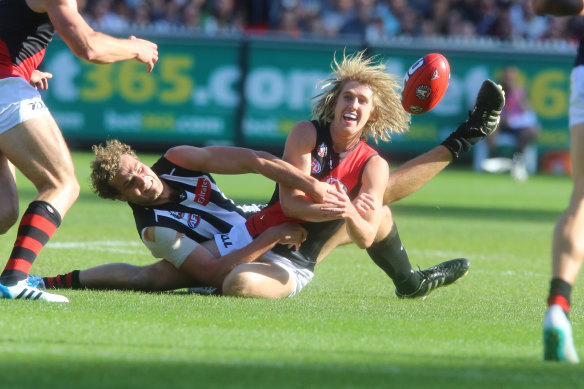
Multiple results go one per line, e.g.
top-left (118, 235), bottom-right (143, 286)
top-left (79, 0), bottom-right (584, 43)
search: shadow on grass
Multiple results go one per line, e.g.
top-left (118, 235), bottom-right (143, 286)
top-left (0, 354), bottom-right (581, 389)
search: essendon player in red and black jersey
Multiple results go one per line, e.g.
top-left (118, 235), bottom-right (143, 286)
top-left (0, 0), bottom-right (54, 80)
top-left (219, 51), bottom-right (476, 299)
top-left (242, 120), bottom-right (379, 271)
top-left (0, 0), bottom-right (158, 302)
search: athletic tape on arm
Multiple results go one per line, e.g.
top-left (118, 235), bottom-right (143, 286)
top-left (140, 226), bottom-right (198, 268)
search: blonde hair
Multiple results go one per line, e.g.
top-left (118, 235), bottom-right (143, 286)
top-left (90, 139), bottom-right (137, 200)
top-left (312, 50), bottom-right (410, 142)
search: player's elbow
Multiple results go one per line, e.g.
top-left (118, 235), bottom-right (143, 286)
top-left (73, 45), bottom-right (100, 63)
top-left (72, 37), bottom-right (109, 64)
top-left (251, 150), bottom-right (276, 173)
top-left (279, 200), bottom-right (296, 218)
top-left (355, 236), bottom-right (375, 250)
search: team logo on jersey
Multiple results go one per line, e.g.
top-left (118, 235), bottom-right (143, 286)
top-left (325, 177), bottom-right (348, 192)
top-left (169, 211), bottom-right (201, 229)
top-left (317, 142), bottom-right (327, 157)
top-left (194, 178), bottom-right (212, 205)
top-left (311, 157), bottom-right (322, 174)
top-left (187, 214), bottom-right (201, 229)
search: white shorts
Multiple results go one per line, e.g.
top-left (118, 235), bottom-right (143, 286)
top-left (0, 77), bottom-right (49, 135)
top-left (569, 66), bottom-right (584, 127)
top-left (215, 223), bottom-right (314, 297)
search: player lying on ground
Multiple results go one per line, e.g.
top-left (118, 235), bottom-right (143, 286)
top-left (34, 57), bottom-right (505, 299)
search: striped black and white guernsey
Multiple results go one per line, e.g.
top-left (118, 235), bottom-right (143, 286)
top-left (128, 156), bottom-right (261, 244)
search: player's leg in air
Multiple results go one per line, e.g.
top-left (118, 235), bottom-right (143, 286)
top-left (0, 113), bottom-right (80, 303)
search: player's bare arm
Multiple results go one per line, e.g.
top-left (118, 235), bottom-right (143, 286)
top-left (164, 146), bottom-right (328, 203)
top-left (279, 121), bottom-right (339, 221)
top-left (321, 156), bottom-right (388, 248)
top-left (531, 0), bottom-right (584, 15)
top-left (32, 0), bottom-right (158, 71)
top-left (178, 222), bottom-right (307, 287)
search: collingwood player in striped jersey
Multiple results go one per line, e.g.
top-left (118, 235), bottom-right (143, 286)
top-left (36, 139), bottom-right (329, 293)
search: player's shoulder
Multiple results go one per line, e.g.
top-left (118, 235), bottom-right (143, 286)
top-left (291, 120), bottom-right (317, 135)
top-left (362, 148), bottom-right (388, 172)
top-left (286, 120), bottom-right (318, 150)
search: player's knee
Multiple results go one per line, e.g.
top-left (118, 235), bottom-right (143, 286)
top-left (374, 206), bottom-right (393, 242)
top-left (222, 267), bottom-right (292, 299)
top-left (69, 179), bottom-right (81, 201)
top-left (222, 271), bottom-right (256, 297)
top-left (50, 170), bottom-right (80, 193)
top-left (59, 176), bottom-right (80, 203)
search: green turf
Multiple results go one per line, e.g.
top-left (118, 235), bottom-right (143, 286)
top-left (0, 151), bottom-right (582, 388)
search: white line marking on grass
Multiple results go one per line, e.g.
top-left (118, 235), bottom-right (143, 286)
top-left (47, 240), bottom-right (144, 254)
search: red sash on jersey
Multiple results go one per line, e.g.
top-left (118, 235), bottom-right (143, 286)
top-left (0, 45), bottom-right (45, 80)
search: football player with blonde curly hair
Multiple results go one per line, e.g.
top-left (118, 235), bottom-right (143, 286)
top-left (220, 50), bottom-right (504, 298)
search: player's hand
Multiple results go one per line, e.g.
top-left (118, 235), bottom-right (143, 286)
top-left (307, 181), bottom-right (334, 204)
top-left (352, 192), bottom-right (376, 215)
top-left (273, 222), bottom-right (307, 251)
top-left (29, 70), bottom-right (53, 90)
top-left (320, 181), bottom-right (359, 220)
top-left (129, 35), bottom-right (159, 73)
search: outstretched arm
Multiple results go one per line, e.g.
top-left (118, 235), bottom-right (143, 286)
top-left (531, 0), bottom-right (584, 15)
top-left (34, 0), bottom-right (158, 71)
top-left (165, 145), bottom-right (328, 203)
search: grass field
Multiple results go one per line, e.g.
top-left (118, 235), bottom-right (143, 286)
top-left (0, 150), bottom-right (582, 388)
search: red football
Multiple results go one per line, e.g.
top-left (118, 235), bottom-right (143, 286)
top-left (401, 53), bottom-right (450, 115)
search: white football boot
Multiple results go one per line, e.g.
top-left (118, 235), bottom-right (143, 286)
top-left (0, 278), bottom-right (68, 303)
top-left (543, 304), bottom-right (580, 363)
